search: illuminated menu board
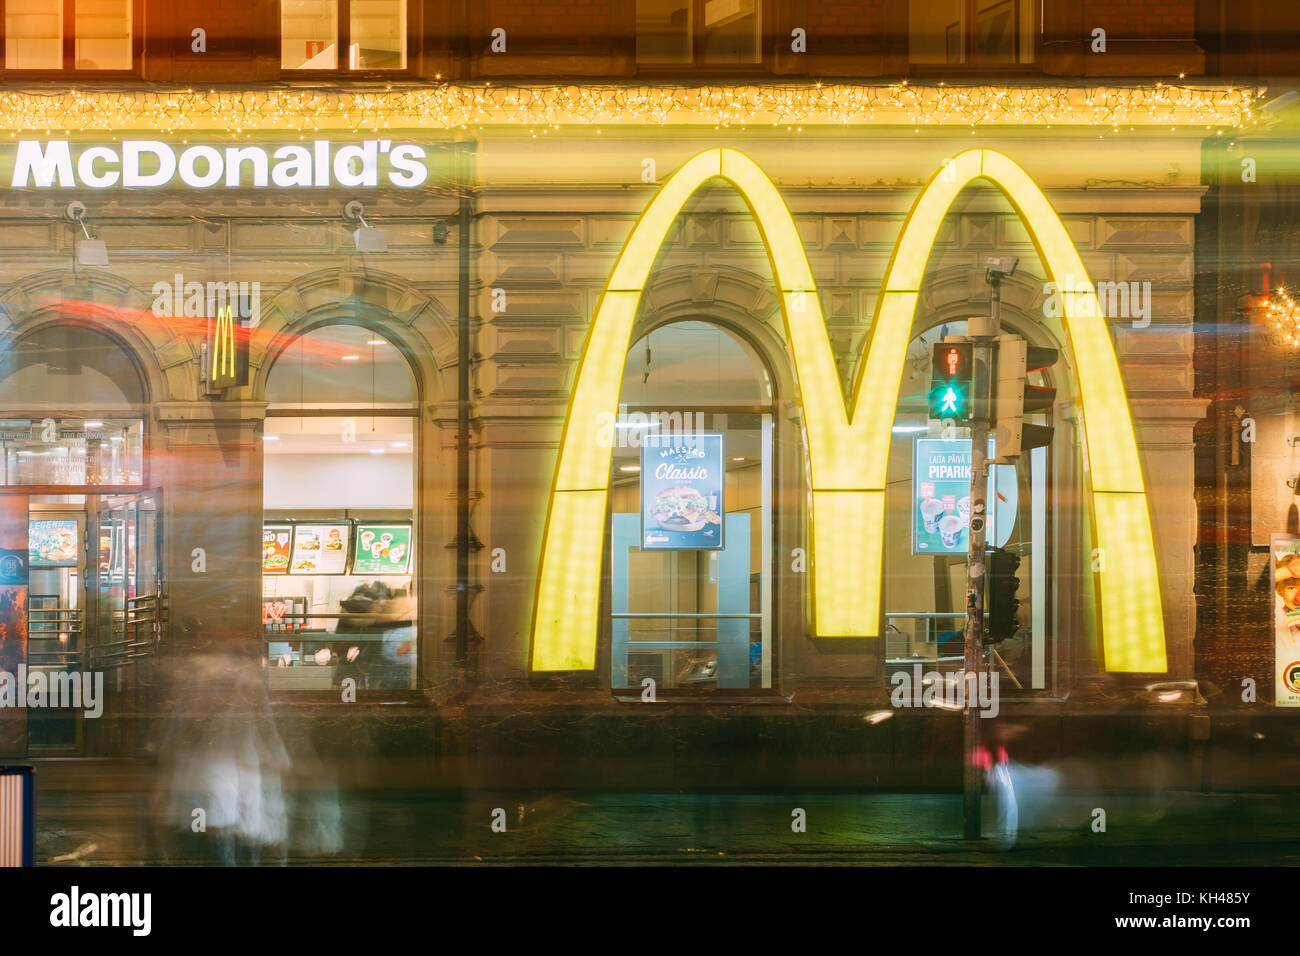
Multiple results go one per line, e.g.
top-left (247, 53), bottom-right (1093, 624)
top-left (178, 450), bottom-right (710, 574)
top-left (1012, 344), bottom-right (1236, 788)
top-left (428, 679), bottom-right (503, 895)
top-left (262, 525), bottom-right (292, 574)
top-left (288, 523), bottom-right (350, 575)
top-left (352, 524), bottom-right (412, 575)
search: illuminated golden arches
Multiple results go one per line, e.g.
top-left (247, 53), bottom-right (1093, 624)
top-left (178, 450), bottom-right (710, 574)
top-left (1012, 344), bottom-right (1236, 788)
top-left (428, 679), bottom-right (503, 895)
top-left (855, 148), bottom-right (1165, 673)
top-left (529, 147), bottom-right (1166, 675)
top-left (532, 148), bottom-right (872, 671)
top-left (212, 304), bottom-right (236, 380)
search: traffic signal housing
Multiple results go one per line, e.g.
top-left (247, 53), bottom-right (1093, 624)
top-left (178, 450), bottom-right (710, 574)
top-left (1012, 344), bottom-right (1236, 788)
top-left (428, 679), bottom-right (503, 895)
top-left (992, 334), bottom-right (1057, 462)
top-left (985, 546), bottom-right (1022, 643)
top-left (927, 340), bottom-right (974, 423)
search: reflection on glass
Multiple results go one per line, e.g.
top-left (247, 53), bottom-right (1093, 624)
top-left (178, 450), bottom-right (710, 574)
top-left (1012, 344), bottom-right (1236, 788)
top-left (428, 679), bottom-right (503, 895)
top-left (6, 0), bottom-right (63, 69)
top-left (282, 0), bottom-right (339, 69)
top-left (0, 420), bottom-right (143, 486)
top-left (75, 0), bottom-right (131, 70)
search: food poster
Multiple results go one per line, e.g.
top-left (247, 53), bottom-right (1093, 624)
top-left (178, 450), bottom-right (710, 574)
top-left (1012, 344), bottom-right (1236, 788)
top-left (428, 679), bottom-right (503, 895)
top-left (262, 524), bottom-right (292, 574)
top-left (288, 523), bottom-right (350, 575)
top-left (352, 524), bottom-right (412, 574)
top-left (914, 439), bottom-right (972, 554)
top-left (28, 519), bottom-right (78, 568)
top-left (1271, 535), bottom-right (1300, 707)
top-left (640, 434), bottom-right (724, 550)
top-left (913, 438), bottom-right (1019, 554)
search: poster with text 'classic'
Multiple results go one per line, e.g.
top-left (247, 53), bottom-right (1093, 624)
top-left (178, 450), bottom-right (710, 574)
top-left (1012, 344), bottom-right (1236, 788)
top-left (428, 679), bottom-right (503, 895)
top-left (640, 433), bottom-right (724, 550)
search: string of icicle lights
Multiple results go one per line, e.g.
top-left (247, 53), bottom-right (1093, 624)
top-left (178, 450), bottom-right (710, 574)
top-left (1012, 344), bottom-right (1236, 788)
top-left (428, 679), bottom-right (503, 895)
top-left (0, 82), bottom-right (1260, 136)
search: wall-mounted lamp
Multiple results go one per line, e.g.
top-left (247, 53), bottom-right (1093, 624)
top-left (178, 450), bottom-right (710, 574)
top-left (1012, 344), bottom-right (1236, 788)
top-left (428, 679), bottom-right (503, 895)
top-left (343, 199), bottom-right (387, 252)
top-left (65, 201), bottom-right (108, 266)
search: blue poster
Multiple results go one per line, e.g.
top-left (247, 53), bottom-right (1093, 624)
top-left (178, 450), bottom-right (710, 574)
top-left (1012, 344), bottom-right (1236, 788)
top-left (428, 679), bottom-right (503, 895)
top-left (914, 439), bottom-right (972, 554)
top-left (640, 433), bottom-right (724, 550)
top-left (913, 438), bottom-right (1018, 554)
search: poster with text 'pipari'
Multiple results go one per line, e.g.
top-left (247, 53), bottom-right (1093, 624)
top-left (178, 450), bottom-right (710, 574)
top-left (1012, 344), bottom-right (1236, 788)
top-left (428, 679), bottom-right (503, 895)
top-left (353, 524), bottom-right (412, 575)
top-left (913, 439), bottom-right (971, 555)
top-left (289, 523), bottom-right (350, 575)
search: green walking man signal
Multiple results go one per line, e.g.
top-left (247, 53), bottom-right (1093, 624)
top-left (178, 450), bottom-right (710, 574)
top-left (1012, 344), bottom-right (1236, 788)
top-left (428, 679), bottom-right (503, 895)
top-left (927, 340), bottom-right (974, 423)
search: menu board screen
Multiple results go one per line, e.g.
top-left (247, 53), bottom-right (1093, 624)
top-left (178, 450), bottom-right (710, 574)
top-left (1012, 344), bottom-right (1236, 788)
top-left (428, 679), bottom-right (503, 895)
top-left (288, 523), bottom-right (350, 575)
top-left (29, 519), bottom-right (79, 568)
top-left (262, 524), bottom-right (292, 574)
top-left (352, 524), bottom-right (412, 575)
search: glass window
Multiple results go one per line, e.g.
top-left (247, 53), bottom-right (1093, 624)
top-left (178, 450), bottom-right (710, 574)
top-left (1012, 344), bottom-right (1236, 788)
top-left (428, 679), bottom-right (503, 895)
top-left (609, 322), bottom-right (776, 695)
top-left (350, 0), bottom-right (405, 69)
top-left (637, 0), bottom-right (760, 66)
top-left (263, 325), bottom-right (419, 692)
top-left (282, 0), bottom-right (407, 71)
top-left (909, 0), bottom-right (1033, 66)
top-left (884, 320), bottom-right (1056, 695)
top-left (4, 0), bottom-right (132, 71)
top-left (74, 0), bottom-right (131, 70)
top-left (637, 0), bottom-right (691, 64)
top-left (0, 325), bottom-right (146, 486)
top-left (5, 0), bottom-right (63, 69)
top-left (282, 0), bottom-right (339, 69)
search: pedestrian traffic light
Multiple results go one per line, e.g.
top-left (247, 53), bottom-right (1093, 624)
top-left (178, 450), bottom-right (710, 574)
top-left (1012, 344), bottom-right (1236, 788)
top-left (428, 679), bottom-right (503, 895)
top-left (985, 546), bottom-right (1022, 643)
top-left (992, 334), bottom-right (1057, 462)
top-left (928, 340), bottom-right (973, 423)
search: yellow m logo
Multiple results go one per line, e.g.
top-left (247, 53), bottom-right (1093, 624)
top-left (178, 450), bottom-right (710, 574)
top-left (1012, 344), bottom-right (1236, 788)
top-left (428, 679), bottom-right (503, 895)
top-left (211, 304), bottom-right (236, 383)
top-left (529, 148), bottom-right (1166, 675)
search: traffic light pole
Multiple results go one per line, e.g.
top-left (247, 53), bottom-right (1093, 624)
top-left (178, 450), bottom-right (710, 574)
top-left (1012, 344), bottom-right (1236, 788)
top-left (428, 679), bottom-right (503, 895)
top-left (963, 276), bottom-right (1001, 841)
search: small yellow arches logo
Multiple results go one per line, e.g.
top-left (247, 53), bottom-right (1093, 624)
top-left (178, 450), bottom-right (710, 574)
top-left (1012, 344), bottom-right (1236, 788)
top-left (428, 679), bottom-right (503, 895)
top-left (528, 147), bottom-right (1166, 676)
top-left (210, 304), bottom-right (237, 383)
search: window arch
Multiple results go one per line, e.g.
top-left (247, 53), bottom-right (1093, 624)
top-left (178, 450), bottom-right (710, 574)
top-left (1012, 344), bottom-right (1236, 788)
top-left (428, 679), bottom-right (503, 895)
top-left (608, 319), bottom-right (781, 693)
top-left (261, 322), bottom-right (421, 693)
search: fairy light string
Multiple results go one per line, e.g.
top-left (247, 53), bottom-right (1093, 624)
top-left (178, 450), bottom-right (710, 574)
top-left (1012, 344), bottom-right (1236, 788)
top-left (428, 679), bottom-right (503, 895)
top-left (0, 83), bottom-right (1259, 136)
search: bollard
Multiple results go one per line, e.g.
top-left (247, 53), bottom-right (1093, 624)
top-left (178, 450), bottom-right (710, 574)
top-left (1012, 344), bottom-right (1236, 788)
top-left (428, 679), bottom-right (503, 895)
top-left (0, 765), bottom-right (35, 866)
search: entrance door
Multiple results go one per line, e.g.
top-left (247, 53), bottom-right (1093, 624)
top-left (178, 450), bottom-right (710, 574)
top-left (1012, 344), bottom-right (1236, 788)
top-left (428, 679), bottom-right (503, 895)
top-left (87, 491), bottom-right (163, 755)
top-left (0, 490), bottom-right (163, 756)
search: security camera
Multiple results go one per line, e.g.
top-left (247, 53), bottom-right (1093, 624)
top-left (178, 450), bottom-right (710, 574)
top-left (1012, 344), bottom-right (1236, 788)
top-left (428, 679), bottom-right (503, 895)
top-left (985, 256), bottom-right (1019, 278)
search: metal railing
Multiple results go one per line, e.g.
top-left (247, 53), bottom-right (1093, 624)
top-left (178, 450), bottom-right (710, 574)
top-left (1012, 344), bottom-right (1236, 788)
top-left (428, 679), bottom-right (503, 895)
top-left (92, 593), bottom-right (165, 669)
top-left (26, 606), bottom-right (84, 667)
top-left (884, 611), bottom-right (967, 665)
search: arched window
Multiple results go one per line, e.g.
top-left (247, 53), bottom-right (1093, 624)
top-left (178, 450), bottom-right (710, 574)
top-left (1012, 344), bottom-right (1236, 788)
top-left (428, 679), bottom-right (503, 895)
top-left (0, 324), bottom-right (145, 486)
top-left (883, 317), bottom-right (1065, 694)
top-left (262, 323), bottom-right (420, 693)
top-left (607, 320), bottom-right (778, 695)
